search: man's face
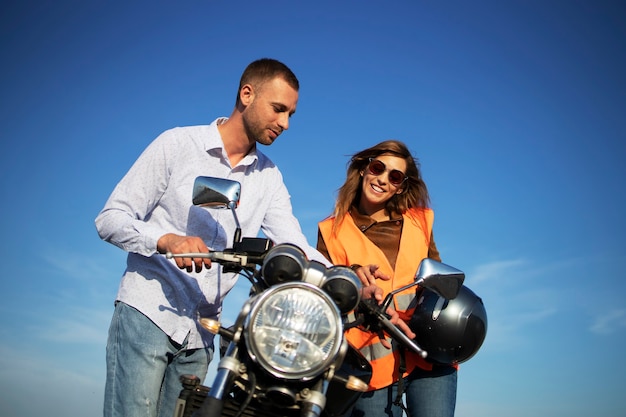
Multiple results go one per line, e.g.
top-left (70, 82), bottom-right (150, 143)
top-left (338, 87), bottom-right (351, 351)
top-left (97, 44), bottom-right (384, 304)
top-left (242, 77), bottom-right (298, 146)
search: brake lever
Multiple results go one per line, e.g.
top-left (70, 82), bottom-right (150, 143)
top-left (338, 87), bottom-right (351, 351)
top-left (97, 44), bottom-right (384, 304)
top-left (358, 299), bottom-right (428, 358)
top-left (166, 251), bottom-right (252, 266)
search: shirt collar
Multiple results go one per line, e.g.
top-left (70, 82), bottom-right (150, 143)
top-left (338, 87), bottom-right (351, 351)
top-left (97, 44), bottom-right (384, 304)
top-left (349, 204), bottom-right (403, 228)
top-left (206, 118), bottom-right (259, 167)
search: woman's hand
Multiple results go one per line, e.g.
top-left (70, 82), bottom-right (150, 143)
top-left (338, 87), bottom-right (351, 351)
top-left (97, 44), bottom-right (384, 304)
top-left (360, 283), bottom-right (384, 303)
top-left (384, 306), bottom-right (416, 341)
top-left (359, 284), bottom-right (416, 349)
top-left (355, 264), bottom-right (390, 286)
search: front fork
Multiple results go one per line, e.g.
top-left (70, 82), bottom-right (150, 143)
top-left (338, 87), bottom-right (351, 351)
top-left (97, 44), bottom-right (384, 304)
top-left (300, 379), bottom-right (329, 417)
top-left (191, 344), bottom-right (241, 417)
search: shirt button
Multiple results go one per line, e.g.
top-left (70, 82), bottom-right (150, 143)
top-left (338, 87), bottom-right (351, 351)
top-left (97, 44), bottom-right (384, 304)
top-left (360, 225), bottom-right (367, 231)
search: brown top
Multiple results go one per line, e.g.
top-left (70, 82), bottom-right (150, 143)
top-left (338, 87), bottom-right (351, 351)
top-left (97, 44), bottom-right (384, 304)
top-left (317, 206), bottom-right (441, 269)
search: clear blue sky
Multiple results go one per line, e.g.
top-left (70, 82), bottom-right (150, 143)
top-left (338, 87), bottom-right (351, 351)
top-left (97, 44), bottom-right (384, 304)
top-left (1, 1), bottom-right (625, 416)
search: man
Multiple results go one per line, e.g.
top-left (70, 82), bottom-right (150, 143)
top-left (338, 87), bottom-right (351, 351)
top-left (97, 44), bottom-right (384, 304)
top-left (95, 58), bottom-right (331, 417)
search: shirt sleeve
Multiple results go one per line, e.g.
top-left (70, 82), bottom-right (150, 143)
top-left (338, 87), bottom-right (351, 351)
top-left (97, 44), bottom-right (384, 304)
top-left (94, 132), bottom-right (172, 257)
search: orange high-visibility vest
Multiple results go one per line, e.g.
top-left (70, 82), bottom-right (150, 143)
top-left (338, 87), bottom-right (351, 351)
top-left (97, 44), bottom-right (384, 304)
top-left (318, 208), bottom-right (434, 390)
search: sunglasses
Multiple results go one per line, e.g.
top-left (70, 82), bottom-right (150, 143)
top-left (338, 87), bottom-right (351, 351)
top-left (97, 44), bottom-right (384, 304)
top-left (367, 158), bottom-right (407, 186)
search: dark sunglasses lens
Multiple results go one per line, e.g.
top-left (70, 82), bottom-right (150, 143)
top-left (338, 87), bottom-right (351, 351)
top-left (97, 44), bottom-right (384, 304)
top-left (369, 160), bottom-right (385, 175)
top-left (389, 170), bottom-right (405, 185)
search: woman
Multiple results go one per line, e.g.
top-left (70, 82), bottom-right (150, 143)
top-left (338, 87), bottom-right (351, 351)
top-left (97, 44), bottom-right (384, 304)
top-left (317, 140), bottom-right (456, 417)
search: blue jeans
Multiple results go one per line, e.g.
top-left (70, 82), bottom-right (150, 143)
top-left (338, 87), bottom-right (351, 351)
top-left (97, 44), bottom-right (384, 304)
top-left (104, 302), bottom-right (213, 417)
top-left (350, 365), bottom-right (457, 417)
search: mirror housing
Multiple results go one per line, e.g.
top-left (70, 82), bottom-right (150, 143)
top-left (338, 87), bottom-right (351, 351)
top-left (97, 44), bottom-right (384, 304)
top-left (193, 176), bottom-right (241, 209)
top-left (192, 176), bottom-right (243, 243)
top-left (414, 258), bottom-right (465, 300)
top-left (381, 258), bottom-right (465, 311)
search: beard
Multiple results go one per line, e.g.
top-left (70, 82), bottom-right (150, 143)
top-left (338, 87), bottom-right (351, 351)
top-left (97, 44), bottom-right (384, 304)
top-left (242, 105), bottom-right (277, 146)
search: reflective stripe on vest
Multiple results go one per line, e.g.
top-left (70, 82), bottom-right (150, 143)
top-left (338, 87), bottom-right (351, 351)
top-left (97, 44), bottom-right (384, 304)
top-left (396, 289), bottom-right (418, 312)
top-left (353, 330), bottom-right (394, 363)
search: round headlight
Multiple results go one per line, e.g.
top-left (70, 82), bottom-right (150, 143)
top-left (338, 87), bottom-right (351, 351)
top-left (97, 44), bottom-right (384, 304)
top-left (244, 282), bottom-right (343, 380)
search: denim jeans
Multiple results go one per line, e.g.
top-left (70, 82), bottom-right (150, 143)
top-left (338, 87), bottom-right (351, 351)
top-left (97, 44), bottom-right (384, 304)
top-left (350, 365), bottom-right (457, 417)
top-left (104, 302), bottom-right (213, 417)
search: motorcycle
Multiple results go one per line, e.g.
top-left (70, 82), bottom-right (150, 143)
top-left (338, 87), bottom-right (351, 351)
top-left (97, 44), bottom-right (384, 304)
top-left (167, 176), bottom-right (469, 417)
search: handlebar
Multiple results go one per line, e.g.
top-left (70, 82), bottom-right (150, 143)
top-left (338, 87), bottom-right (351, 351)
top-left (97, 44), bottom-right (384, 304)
top-left (357, 299), bottom-right (427, 358)
top-left (165, 237), bottom-right (273, 268)
top-left (167, 245), bottom-right (425, 356)
top-left (165, 250), bottom-right (266, 268)
top-left (167, 251), bottom-right (232, 262)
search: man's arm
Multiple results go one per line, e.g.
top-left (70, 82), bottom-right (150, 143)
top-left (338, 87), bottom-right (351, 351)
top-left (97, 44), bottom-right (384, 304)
top-left (95, 133), bottom-right (172, 257)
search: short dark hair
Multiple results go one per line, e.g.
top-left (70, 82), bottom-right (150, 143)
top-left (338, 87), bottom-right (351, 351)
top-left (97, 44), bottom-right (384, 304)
top-left (236, 58), bottom-right (299, 105)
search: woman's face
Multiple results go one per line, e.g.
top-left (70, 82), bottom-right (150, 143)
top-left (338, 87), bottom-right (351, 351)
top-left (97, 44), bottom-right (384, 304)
top-left (358, 154), bottom-right (407, 217)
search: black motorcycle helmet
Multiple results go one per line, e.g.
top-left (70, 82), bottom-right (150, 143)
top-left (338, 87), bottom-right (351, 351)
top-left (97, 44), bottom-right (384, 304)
top-left (408, 285), bottom-right (487, 365)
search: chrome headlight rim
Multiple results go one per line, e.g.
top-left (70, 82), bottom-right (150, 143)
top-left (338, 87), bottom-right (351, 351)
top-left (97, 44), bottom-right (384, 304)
top-left (244, 282), bottom-right (343, 380)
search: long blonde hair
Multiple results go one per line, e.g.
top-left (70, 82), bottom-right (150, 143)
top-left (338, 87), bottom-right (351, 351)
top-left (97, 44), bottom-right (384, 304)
top-left (331, 140), bottom-right (431, 234)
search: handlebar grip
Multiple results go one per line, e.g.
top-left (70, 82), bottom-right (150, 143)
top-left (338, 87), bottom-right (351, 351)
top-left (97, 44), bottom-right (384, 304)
top-left (165, 252), bottom-right (220, 260)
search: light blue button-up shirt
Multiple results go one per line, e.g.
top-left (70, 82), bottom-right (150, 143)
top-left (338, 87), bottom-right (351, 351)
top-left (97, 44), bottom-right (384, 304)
top-left (95, 118), bottom-right (329, 349)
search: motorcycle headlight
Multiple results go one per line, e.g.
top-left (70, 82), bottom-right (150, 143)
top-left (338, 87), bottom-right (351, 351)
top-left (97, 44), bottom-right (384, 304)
top-left (244, 282), bottom-right (343, 380)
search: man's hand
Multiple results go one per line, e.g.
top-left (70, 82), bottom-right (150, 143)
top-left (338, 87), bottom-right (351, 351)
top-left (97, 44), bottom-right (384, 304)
top-left (157, 233), bottom-right (212, 273)
top-left (354, 264), bottom-right (390, 286)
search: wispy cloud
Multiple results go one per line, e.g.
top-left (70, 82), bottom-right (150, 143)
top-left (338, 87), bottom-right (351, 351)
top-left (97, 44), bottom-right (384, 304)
top-left (33, 305), bottom-right (111, 345)
top-left (21, 246), bottom-right (118, 346)
top-left (464, 258), bottom-right (569, 351)
top-left (483, 305), bottom-right (558, 351)
top-left (589, 309), bottom-right (626, 335)
top-left (467, 256), bottom-right (589, 288)
top-left (469, 259), bottom-right (527, 285)
top-left (463, 253), bottom-right (626, 354)
top-left (41, 245), bottom-right (125, 284)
